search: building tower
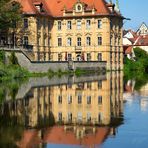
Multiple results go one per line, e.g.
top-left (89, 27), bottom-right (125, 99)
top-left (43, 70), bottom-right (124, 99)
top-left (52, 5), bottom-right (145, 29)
top-left (115, 0), bottom-right (120, 13)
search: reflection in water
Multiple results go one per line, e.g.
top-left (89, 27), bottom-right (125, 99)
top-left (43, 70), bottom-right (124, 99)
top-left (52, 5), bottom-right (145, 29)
top-left (0, 72), bottom-right (124, 147)
top-left (124, 79), bottom-right (148, 112)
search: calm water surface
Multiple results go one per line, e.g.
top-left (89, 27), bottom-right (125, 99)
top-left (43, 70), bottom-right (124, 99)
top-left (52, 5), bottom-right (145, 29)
top-left (0, 72), bottom-right (148, 148)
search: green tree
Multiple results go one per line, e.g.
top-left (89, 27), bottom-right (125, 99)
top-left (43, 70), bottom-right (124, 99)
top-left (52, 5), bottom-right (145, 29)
top-left (0, 0), bottom-right (21, 30)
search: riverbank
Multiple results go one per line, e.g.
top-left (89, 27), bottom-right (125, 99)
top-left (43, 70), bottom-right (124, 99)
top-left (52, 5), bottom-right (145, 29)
top-left (0, 51), bottom-right (103, 81)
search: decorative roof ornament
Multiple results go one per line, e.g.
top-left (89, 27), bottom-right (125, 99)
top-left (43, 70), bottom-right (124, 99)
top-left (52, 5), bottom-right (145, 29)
top-left (115, 0), bottom-right (120, 13)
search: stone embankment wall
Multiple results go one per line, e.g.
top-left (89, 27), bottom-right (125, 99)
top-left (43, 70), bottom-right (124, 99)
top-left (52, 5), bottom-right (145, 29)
top-left (4, 50), bottom-right (106, 72)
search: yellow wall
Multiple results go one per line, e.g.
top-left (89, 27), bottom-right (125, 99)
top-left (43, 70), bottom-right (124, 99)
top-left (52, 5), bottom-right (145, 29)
top-left (16, 14), bottom-right (123, 70)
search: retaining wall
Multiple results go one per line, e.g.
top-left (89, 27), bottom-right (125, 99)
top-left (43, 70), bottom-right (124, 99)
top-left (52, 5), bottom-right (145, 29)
top-left (3, 49), bottom-right (106, 72)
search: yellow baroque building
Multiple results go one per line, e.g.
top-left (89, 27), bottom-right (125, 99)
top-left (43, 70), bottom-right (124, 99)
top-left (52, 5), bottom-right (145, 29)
top-left (12, 0), bottom-right (124, 70)
top-left (1, 72), bottom-right (123, 146)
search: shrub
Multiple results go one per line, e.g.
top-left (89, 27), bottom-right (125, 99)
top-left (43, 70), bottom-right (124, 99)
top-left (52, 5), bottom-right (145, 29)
top-left (9, 52), bottom-right (19, 65)
top-left (0, 50), bottom-right (5, 63)
top-left (124, 47), bottom-right (148, 72)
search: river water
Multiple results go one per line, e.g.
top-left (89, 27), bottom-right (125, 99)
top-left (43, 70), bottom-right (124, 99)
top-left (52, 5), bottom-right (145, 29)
top-left (0, 72), bottom-right (148, 148)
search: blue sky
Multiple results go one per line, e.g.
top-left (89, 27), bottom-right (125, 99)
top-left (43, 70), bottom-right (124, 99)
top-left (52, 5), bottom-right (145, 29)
top-left (111, 0), bottom-right (148, 31)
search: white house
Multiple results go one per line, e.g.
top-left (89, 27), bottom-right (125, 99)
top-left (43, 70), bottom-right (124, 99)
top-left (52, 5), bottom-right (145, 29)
top-left (136, 22), bottom-right (148, 36)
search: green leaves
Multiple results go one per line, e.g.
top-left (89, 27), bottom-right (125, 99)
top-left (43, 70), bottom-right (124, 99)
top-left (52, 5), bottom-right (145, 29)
top-left (124, 47), bottom-right (148, 90)
top-left (0, 0), bottom-right (21, 30)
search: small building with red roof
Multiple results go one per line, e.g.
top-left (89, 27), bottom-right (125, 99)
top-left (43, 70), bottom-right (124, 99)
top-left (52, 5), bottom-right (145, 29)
top-left (123, 22), bottom-right (148, 59)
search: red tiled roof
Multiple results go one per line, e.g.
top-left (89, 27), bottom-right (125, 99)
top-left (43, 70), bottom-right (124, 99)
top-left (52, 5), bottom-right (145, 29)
top-left (135, 35), bottom-right (148, 46)
top-left (17, 0), bottom-right (121, 17)
top-left (123, 29), bottom-right (138, 39)
top-left (123, 46), bottom-right (133, 54)
top-left (16, 126), bottom-right (111, 147)
top-left (43, 126), bottom-right (110, 145)
top-left (16, 130), bottom-right (41, 148)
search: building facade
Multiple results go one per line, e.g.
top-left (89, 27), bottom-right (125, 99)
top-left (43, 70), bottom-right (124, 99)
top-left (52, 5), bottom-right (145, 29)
top-left (10, 0), bottom-right (124, 70)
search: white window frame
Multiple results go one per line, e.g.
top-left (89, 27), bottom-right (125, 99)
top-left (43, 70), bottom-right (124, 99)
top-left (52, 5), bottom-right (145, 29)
top-left (58, 37), bottom-right (62, 46)
top-left (98, 36), bottom-right (102, 45)
top-left (86, 36), bottom-right (91, 46)
top-left (23, 36), bottom-right (28, 45)
top-left (77, 37), bottom-right (81, 46)
top-left (67, 37), bottom-right (72, 46)
top-left (77, 20), bottom-right (81, 30)
top-left (98, 20), bottom-right (102, 29)
top-left (67, 21), bottom-right (72, 30)
top-left (98, 53), bottom-right (102, 61)
top-left (86, 20), bottom-right (91, 29)
top-left (58, 21), bottom-right (62, 30)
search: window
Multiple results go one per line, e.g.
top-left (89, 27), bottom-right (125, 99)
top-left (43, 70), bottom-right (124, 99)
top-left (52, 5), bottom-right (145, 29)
top-left (118, 54), bottom-right (120, 64)
top-left (86, 37), bottom-right (91, 46)
top-left (58, 53), bottom-right (62, 61)
top-left (58, 112), bottom-right (62, 121)
top-left (110, 35), bottom-right (113, 46)
top-left (67, 37), bottom-right (72, 46)
top-left (98, 113), bottom-right (102, 122)
top-left (23, 36), bottom-right (28, 45)
top-left (48, 38), bottom-right (50, 46)
top-left (68, 95), bottom-right (72, 104)
top-left (98, 37), bottom-right (102, 45)
top-left (87, 82), bottom-right (91, 89)
top-left (78, 95), bottom-right (82, 104)
top-left (37, 18), bottom-right (41, 29)
top-left (115, 37), bottom-right (117, 46)
top-left (58, 95), bottom-right (62, 104)
top-left (86, 20), bottom-right (91, 29)
top-left (43, 18), bottom-right (46, 29)
top-left (87, 53), bottom-right (91, 61)
top-left (98, 80), bottom-right (102, 89)
top-left (48, 20), bottom-right (51, 30)
top-left (77, 112), bottom-right (82, 122)
top-left (98, 53), bottom-right (102, 61)
top-left (87, 96), bottom-right (91, 104)
top-left (98, 20), bottom-right (102, 29)
top-left (58, 21), bottom-right (62, 30)
top-left (77, 20), bottom-right (81, 29)
top-left (24, 18), bottom-right (28, 29)
top-left (67, 21), bottom-right (72, 30)
top-left (68, 53), bottom-right (72, 61)
top-left (76, 54), bottom-right (81, 61)
top-left (77, 5), bottom-right (81, 11)
top-left (98, 96), bottom-right (102, 104)
top-left (58, 37), bottom-right (62, 46)
top-left (87, 113), bottom-right (91, 122)
top-left (110, 52), bottom-right (113, 63)
top-left (77, 37), bottom-right (81, 46)
top-left (68, 112), bottom-right (72, 122)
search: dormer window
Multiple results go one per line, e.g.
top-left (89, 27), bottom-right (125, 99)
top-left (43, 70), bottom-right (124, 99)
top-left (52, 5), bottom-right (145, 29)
top-left (77, 5), bottom-right (81, 11)
top-left (76, 4), bottom-right (83, 12)
top-left (34, 2), bottom-right (44, 12)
